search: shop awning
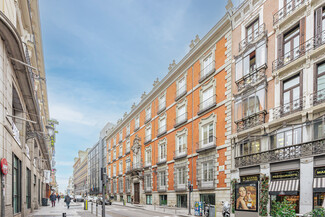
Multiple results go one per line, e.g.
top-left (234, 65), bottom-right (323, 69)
top-left (313, 178), bottom-right (325, 192)
top-left (269, 180), bottom-right (299, 195)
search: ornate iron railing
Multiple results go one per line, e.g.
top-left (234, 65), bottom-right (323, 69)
top-left (235, 111), bottom-right (266, 132)
top-left (174, 112), bottom-right (187, 128)
top-left (198, 95), bottom-right (217, 115)
top-left (310, 88), bottom-right (325, 106)
top-left (239, 23), bottom-right (266, 52)
top-left (196, 136), bottom-right (217, 153)
top-left (273, 0), bottom-right (305, 25)
top-left (235, 138), bottom-right (325, 168)
top-left (145, 113), bottom-right (151, 124)
top-left (175, 85), bottom-right (187, 101)
top-left (272, 97), bottom-right (305, 120)
top-left (199, 60), bottom-right (216, 83)
top-left (235, 65), bottom-right (267, 92)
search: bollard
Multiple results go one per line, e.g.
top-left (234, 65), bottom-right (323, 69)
top-left (62, 213), bottom-right (66, 217)
top-left (84, 200), bottom-right (88, 210)
top-left (91, 202), bottom-right (93, 214)
top-left (96, 203), bottom-right (98, 216)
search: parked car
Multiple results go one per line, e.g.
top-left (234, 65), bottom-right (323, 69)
top-left (97, 197), bottom-right (111, 205)
top-left (73, 195), bottom-right (84, 202)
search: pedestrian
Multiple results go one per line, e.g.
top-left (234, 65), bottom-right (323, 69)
top-left (58, 194), bottom-right (61, 203)
top-left (64, 195), bottom-right (71, 209)
top-left (50, 192), bottom-right (57, 207)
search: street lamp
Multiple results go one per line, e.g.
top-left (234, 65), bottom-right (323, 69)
top-left (46, 125), bottom-right (55, 137)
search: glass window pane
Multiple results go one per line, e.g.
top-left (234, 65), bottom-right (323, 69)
top-left (284, 76), bottom-right (299, 90)
top-left (236, 59), bottom-right (243, 81)
top-left (277, 132), bottom-right (284, 148)
top-left (285, 130), bottom-right (293, 146)
top-left (235, 100), bottom-right (242, 121)
top-left (293, 128), bottom-right (301, 145)
top-left (256, 89), bottom-right (265, 112)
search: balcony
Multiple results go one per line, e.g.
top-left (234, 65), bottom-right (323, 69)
top-left (235, 65), bottom-right (267, 92)
top-left (126, 131), bottom-right (130, 138)
top-left (134, 125), bottom-right (140, 132)
top-left (157, 156), bottom-right (167, 165)
top-left (175, 184), bottom-right (187, 192)
top-left (126, 165), bottom-right (131, 174)
top-left (272, 32), bottom-right (325, 72)
top-left (197, 179), bottom-right (215, 190)
top-left (196, 136), bottom-right (217, 153)
top-left (173, 150), bottom-right (187, 160)
top-left (144, 134), bottom-right (152, 145)
top-left (157, 102), bottom-right (166, 115)
top-left (235, 138), bottom-right (325, 168)
top-left (145, 185), bottom-right (152, 193)
top-left (145, 113), bottom-right (151, 124)
top-left (157, 185), bottom-right (167, 193)
top-left (199, 61), bottom-right (216, 83)
top-left (272, 97), bottom-right (305, 120)
top-left (131, 161), bottom-right (143, 172)
top-left (174, 112), bottom-right (187, 128)
top-left (239, 23), bottom-right (266, 52)
top-left (157, 125), bottom-right (167, 138)
top-left (197, 95), bottom-right (217, 115)
top-left (235, 111), bottom-right (267, 132)
top-left (175, 85), bottom-right (187, 101)
top-left (273, 0), bottom-right (305, 25)
top-left (125, 148), bottom-right (130, 155)
top-left (310, 88), bottom-right (325, 106)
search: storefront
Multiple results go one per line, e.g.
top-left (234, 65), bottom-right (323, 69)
top-left (200, 194), bottom-right (215, 205)
top-left (313, 167), bottom-right (325, 209)
top-left (177, 194), bottom-right (187, 208)
top-left (269, 170), bottom-right (300, 214)
top-left (159, 195), bottom-right (167, 205)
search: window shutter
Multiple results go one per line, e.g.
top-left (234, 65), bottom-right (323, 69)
top-left (235, 58), bottom-right (243, 81)
top-left (315, 7), bottom-right (322, 45)
top-left (256, 41), bottom-right (267, 68)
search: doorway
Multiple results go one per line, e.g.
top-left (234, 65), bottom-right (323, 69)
top-left (134, 183), bottom-right (140, 204)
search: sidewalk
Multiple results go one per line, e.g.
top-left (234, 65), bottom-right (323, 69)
top-left (111, 201), bottom-right (197, 217)
top-left (28, 200), bottom-right (98, 217)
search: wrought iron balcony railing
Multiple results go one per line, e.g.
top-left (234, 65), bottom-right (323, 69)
top-left (235, 138), bottom-right (325, 168)
top-left (272, 97), bottom-right (305, 120)
top-left (235, 110), bottom-right (267, 132)
top-left (273, 0), bottom-right (305, 25)
top-left (157, 102), bottom-right (166, 115)
top-left (174, 112), bottom-right (187, 128)
top-left (196, 136), bottom-right (217, 153)
top-left (272, 31), bottom-right (325, 72)
top-left (175, 85), bottom-right (187, 101)
top-left (157, 125), bottom-right (167, 137)
top-left (198, 95), bottom-right (217, 115)
top-left (144, 134), bottom-right (152, 144)
top-left (235, 65), bottom-right (267, 92)
top-left (239, 23), bottom-right (266, 52)
top-left (199, 61), bottom-right (215, 83)
top-left (145, 113), bottom-right (151, 124)
top-left (310, 88), bottom-right (325, 106)
top-left (173, 150), bottom-right (187, 160)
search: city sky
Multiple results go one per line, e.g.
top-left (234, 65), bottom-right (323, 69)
top-left (39, 0), bottom-right (242, 193)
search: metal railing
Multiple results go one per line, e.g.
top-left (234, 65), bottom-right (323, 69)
top-left (273, 0), bottom-right (305, 25)
top-left (239, 23), bottom-right (266, 52)
top-left (272, 97), bottom-right (305, 120)
top-left (235, 110), bottom-right (267, 132)
top-left (272, 31), bottom-right (325, 72)
top-left (235, 138), bottom-right (325, 168)
top-left (126, 130), bottom-right (130, 138)
top-left (157, 102), bottom-right (166, 115)
top-left (174, 112), bottom-right (187, 128)
top-left (157, 125), bottom-right (167, 137)
top-left (175, 85), bottom-right (187, 101)
top-left (134, 124), bottom-right (140, 132)
top-left (145, 113), bottom-right (151, 123)
top-left (144, 134), bottom-right (152, 144)
top-left (199, 61), bottom-right (215, 83)
top-left (198, 95), bottom-right (217, 115)
top-left (196, 136), bottom-right (217, 153)
top-left (310, 88), bottom-right (325, 106)
top-left (173, 149), bottom-right (187, 160)
top-left (235, 65), bottom-right (267, 92)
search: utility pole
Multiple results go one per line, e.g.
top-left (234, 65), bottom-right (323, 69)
top-left (101, 168), bottom-right (106, 217)
top-left (188, 181), bottom-right (192, 215)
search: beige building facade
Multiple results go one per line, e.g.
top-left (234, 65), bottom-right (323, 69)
top-left (73, 149), bottom-right (90, 196)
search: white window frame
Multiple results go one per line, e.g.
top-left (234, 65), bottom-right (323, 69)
top-left (159, 171), bottom-right (166, 187)
top-left (119, 131), bottom-right (123, 141)
top-left (201, 161), bottom-right (214, 185)
top-left (119, 145), bottom-right (123, 157)
top-left (158, 138), bottom-right (167, 162)
top-left (145, 147), bottom-right (152, 166)
top-left (158, 113), bottom-right (167, 135)
top-left (158, 93), bottom-right (166, 112)
top-left (113, 138), bottom-right (116, 147)
top-left (113, 150), bottom-right (116, 159)
top-left (198, 113), bottom-right (216, 148)
top-left (126, 140), bottom-right (130, 153)
top-left (113, 164), bottom-right (116, 176)
top-left (176, 74), bottom-right (187, 98)
top-left (145, 124), bottom-right (152, 142)
top-left (175, 128), bottom-right (188, 156)
top-left (146, 106), bottom-right (151, 122)
top-left (176, 99), bottom-right (187, 125)
top-left (177, 167), bottom-right (186, 186)
top-left (135, 116), bottom-right (140, 130)
top-left (199, 78), bottom-right (216, 112)
top-left (126, 124), bottom-right (130, 136)
top-left (119, 160), bottom-right (123, 175)
top-left (199, 48), bottom-right (216, 79)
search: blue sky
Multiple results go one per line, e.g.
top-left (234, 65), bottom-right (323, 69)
top-left (39, 0), bottom-right (242, 193)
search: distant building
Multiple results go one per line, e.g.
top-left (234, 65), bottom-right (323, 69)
top-left (73, 149), bottom-right (90, 196)
top-left (66, 177), bottom-right (74, 196)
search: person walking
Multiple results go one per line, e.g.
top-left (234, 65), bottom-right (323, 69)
top-left (57, 194), bottom-right (61, 203)
top-left (50, 192), bottom-right (57, 207)
top-left (64, 195), bottom-right (71, 209)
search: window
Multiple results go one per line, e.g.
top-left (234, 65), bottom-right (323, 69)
top-left (119, 179), bottom-right (123, 192)
top-left (13, 154), bottom-right (21, 213)
top-left (108, 151), bottom-right (111, 163)
top-left (234, 86), bottom-right (266, 121)
top-left (315, 62), bottom-right (325, 102)
top-left (158, 117), bottom-right (166, 136)
top-left (158, 141), bottom-right (167, 162)
top-left (315, 6), bottom-right (325, 45)
top-left (159, 195), bottom-right (167, 206)
top-left (113, 150), bottom-right (116, 159)
top-left (145, 126), bottom-right (151, 143)
top-left (176, 134), bottom-right (186, 155)
top-left (314, 119), bottom-right (325, 140)
top-left (107, 140), bottom-right (111, 150)
top-left (246, 19), bottom-right (259, 43)
top-left (119, 131), bottom-right (123, 142)
top-left (113, 164), bottom-right (116, 176)
top-left (26, 168), bottom-right (31, 209)
top-left (126, 140), bottom-right (130, 153)
top-left (113, 180), bottom-right (117, 193)
top-left (146, 107), bottom-right (151, 122)
top-left (200, 194), bottom-right (215, 205)
top-left (135, 116), bottom-right (140, 130)
top-left (176, 77), bottom-right (187, 98)
top-left (158, 95), bottom-right (166, 112)
top-left (177, 167), bottom-right (186, 185)
top-left (146, 195), bottom-right (152, 205)
top-left (202, 87), bottom-right (213, 110)
top-left (119, 145), bottom-right (123, 157)
top-left (113, 138), bottom-right (116, 147)
top-left (126, 160), bottom-right (130, 172)
top-left (235, 41), bottom-right (266, 81)
top-left (145, 148), bottom-right (151, 165)
top-left (201, 122), bottom-right (214, 147)
top-left (271, 125), bottom-right (302, 149)
top-left (119, 161), bottom-right (123, 175)
top-left (238, 139), bottom-right (261, 156)
top-left (126, 125), bottom-right (130, 136)
top-left (176, 105), bottom-right (187, 125)
top-left (203, 55), bottom-right (213, 77)
top-left (159, 171), bottom-right (166, 187)
top-left (283, 26), bottom-right (300, 62)
top-left (282, 74), bottom-right (301, 113)
top-left (108, 167), bottom-right (111, 178)
top-left (126, 178), bottom-right (130, 192)
top-left (202, 161), bottom-right (214, 183)
top-left (145, 175), bottom-right (151, 190)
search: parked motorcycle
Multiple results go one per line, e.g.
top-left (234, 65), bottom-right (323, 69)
top-left (222, 201), bottom-right (230, 217)
top-left (204, 203), bottom-right (210, 217)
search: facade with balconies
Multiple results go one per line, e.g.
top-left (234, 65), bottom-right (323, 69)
top-left (231, 0), bottom-right (325, 216)
top-left (104, 6), bottom-right (232, 215)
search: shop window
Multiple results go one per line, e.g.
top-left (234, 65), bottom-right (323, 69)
top-left (200, 194), bottom-right (215, 205)
top-left (13, 154), bottom-right (22, 213)
top-left (159, 195), bottom-right (167, 206)
top-left (313, 192), bottom-right (324, 209)
top-left (177, 194), bottom-right (187, 208)
top-left (146, 195), bottom-right (152, 205)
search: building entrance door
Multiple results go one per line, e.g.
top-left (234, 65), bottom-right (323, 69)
top-left (134, 183), bottom-right (140, 204)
